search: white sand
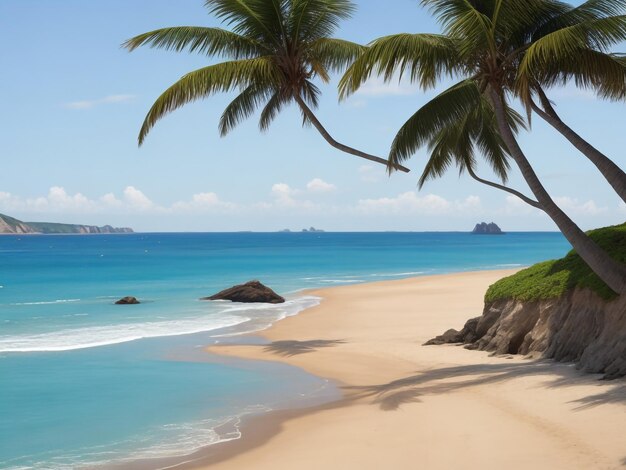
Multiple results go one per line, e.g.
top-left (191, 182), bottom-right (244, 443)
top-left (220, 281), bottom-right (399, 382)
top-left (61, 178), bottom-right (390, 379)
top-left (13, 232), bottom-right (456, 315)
top-left (200, 270), bottom-right (626, 470)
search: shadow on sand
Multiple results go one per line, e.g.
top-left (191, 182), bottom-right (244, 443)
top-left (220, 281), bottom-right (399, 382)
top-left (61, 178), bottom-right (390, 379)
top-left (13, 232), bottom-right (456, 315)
top-left (343, 361), bottom-right (626, 412)
top-left (263, 339), bottom-right (345, 357)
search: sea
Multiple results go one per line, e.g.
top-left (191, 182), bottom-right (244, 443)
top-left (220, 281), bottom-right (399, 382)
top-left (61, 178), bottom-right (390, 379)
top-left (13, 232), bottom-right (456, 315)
top-left (0, 232), bottom-right (571, 469)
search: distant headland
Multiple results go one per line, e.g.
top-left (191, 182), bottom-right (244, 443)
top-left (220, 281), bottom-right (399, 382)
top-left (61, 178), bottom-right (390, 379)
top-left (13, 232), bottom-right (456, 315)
top-left (0, 213), bottom-right (133, 234)
top-left (472, 222), bottom-right (503, 235)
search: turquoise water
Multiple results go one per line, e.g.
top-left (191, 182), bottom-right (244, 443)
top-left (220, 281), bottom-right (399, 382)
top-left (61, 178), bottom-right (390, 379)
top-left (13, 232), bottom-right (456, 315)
top-left (0, 232), bottom-right (570, 468)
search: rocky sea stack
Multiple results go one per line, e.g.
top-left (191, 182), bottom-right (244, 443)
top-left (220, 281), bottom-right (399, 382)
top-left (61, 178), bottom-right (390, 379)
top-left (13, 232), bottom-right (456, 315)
top-left (426, 223), bottom-right (626, 379)
top-left (203, 280), bottom-right (285, 304)
top-left (472, 222), bottom-right (503, 234)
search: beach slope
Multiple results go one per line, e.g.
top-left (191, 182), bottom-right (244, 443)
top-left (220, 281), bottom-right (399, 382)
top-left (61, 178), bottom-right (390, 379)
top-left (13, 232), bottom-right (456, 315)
top-left (204, 270), bottom-right (626, 470)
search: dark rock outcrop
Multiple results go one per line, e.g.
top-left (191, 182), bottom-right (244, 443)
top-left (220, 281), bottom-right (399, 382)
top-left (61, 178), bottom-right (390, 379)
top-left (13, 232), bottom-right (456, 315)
top-left (425, 289), bottom-right (626, 379)
top-left (115, 296), bottom-right (140, 305)
top-left (203, 280), bottom-right (285, 304)
top-left (472, 222), bottom-right (503, 234)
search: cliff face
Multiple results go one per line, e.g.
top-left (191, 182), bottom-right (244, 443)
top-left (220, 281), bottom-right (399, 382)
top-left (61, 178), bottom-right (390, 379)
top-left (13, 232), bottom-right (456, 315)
top-left (0, 213), bottom-right (133, 234)
top-left (428, 289), bottom-right (626, 379)
top-left (0, 215), bottom-right (36, 234)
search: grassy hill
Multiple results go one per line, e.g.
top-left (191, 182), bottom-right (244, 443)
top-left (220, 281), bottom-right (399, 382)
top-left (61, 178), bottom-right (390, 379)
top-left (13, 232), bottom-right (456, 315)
top-left (485, 222), bottom-right (626, 302)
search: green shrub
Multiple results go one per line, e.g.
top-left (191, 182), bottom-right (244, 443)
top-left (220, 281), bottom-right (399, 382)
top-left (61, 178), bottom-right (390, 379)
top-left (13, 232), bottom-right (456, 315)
top-left (485, 222), bottom-right (626, 302)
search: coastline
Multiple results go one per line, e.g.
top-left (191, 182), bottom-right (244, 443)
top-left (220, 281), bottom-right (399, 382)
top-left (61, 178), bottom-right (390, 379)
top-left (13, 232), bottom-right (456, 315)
top-left (186, 269), bottom-right (626, 470)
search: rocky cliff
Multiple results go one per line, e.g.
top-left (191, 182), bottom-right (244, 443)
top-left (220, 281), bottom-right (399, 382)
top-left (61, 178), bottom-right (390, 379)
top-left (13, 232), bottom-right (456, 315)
top-left (427, 222), bottom-right (626, 378)
top-left (0, 213), bottom-right (36, 234)
top-left (0, 213), bottom-right (133, 234)
top-left (428, 290), bottom-right (626, 379)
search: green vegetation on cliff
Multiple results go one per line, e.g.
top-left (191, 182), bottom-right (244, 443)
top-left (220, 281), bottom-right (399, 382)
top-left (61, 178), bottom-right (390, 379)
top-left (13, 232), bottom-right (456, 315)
top-left (486, 223), bottom-right (626, 302)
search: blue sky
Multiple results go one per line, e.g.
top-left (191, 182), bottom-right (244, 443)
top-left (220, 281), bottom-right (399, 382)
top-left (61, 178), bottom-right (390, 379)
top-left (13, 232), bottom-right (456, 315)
top-left (1, 0), bottom-right (624, 232)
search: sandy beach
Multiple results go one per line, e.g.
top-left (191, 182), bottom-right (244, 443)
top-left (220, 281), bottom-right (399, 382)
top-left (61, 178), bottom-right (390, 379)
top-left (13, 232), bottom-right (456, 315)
top-left (193, 269), bottom-right (626, 470)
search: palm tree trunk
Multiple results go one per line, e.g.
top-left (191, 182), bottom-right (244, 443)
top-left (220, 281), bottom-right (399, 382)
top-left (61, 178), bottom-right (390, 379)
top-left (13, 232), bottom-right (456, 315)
top-left (489, 87), bottom-right (626, 295)
top-left (531, 87), bottom-right (626, 203)
top-left (294, 95), bottom-right (410, 173)
top-left (466, 166), bottom-right (542, 209)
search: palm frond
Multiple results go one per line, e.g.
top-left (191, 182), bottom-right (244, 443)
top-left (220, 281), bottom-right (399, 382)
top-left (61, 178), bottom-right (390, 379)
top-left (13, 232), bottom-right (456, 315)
top-left (418, 124), bottom-right (460, 188)
top-left (289, 0), bottom-right (355, 42)
top-left (219, 85), bottom-right (273, 136)
top-left (259, 91), bottom-right (289, 131)
top-left (138, 57), bottom-right (280, 145)
top-left (389, 79), bottom-right (481, 165)
top-left (338, 33), bottom-right (459, 98)
top-left (308, 38), bottom-right (365, 74)
top-left (300, 80), bottom-right (321, 109)
top-left (522, 49), bottom-right (626, 102)
top-left (521, 15), bottom-right (626, 71)
top-left (421, 0), bottom-right (493, 58)
top-left (122, 26), bottom-right (264, 58)
top-left (205, 0), bottom-right (283, 44)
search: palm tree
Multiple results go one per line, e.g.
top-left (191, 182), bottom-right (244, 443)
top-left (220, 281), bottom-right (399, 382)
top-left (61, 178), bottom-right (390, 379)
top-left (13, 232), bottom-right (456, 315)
top-left (516, 0), bottom-right (626, 203)
top-left (123, 0), bottom-right (409, 173)
top-left (340, 0), bottom-right (626, 294)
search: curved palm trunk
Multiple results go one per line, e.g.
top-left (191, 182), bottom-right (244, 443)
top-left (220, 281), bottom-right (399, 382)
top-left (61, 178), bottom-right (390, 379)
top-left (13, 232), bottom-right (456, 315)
top-left (294, 95), bottom-right (410, 173)
top-left (532, 87), bottom-right (626, 203)
top-left (466, 166), bottom-right (542, 209)
top-left (489, 87), bottom-right (626, 295)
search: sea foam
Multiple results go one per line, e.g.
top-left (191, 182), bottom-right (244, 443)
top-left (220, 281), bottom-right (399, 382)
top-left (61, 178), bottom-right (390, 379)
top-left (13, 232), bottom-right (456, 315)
top-left (0, 296), bottom-right (321, 353)
top-left (0, 315), bottom-right (248, 352)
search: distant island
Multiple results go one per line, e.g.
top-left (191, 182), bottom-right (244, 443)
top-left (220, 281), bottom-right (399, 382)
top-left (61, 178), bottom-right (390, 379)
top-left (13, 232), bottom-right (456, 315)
top-left (0, 213), bottom-right (133, 234)
top-left (472, 222), bottom-right (503, 235)
top-left (278, 227), bottom-right (325, 233)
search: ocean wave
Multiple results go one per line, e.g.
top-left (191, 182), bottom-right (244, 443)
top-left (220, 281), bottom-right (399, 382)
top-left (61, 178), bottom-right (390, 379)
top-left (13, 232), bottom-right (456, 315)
top-left (210, 296), bottom-right (321, 338)
top-left (0, 315), bottom-right (248, 353)
top-left (10, 299), bottom-right (81, 306)
top-left (0, 296), bottom-right (321, 353)
top-left (318, 279), bottom-right (365, 283)
top-left (369, 271), bottom-right (425, 277)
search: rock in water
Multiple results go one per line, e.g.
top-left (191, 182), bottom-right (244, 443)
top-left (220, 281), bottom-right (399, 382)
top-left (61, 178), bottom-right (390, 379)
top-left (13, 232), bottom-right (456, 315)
top-left (472, 222), bottom-right (503, 234)
top-left (203, 280), bottom-right (285, 304)
top-left (115, 296), bottom-right (140, 305)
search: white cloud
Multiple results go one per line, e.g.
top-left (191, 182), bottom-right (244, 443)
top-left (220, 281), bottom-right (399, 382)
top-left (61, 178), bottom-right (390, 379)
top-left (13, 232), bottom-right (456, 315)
top-left (619, 202), bottom-right (626, 214)
top-left (65, 94), bottom-right (135, 110)
top-left (100, 193), bottom-right (123, 208)
top-left (358, 165), bottom-right (383, 183)
top-left (271, 183), bottom-right (297, 206)
top-left (123, 186), bottom-right (154, 211)
top-left (554, 196), bottom-right (608, 216)
top-left (47, 186), bottom-right (95, 212)
top-left (355, 76), bottom-right (418, 97)
top-left (357, 192), bottom-right (451, 215)
top-left (456, 195), bottom-right (482, 211)
top-left (306, 178), bottom-right (336, 193)
top-left (356, 192), bottom-right (484, 216)
top-left (171, 192), bottom-right (238, 213)
top-left (0, 186), bottom-right (158, 215)
top-left (502, 195), bottom-right (542, 216)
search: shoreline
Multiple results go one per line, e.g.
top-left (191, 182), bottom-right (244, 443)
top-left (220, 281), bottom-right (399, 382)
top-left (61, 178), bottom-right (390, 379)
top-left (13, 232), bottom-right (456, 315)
top-left (179, 269), bottom-right (626, 470)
